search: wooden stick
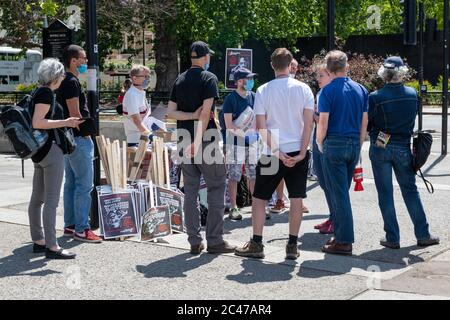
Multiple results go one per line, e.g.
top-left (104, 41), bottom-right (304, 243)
top-left (95, 135), bottom-right (111, 184)
top-left (163, 146), bottom-right (170, 189)
top-left (122, 141), bottom-right (127, 188)
top-left (129, 136), bottom-right (149, 182)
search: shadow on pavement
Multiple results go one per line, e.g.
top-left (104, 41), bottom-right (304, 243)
top-left (0, 243), bottom-right (61, 279)
top-left (226, 259), bottom-right (295, 284)
top-left (298, 246), bottom-right (426, 279)
top-left (223, 212), bottom-right (330, 234)
top-left (136, 252), bottom-right (218, 278)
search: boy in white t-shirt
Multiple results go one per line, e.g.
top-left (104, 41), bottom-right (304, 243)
top-left (235, 48), bottom-right (314, 260)
top-left (123, 65), bottom-right (151, 146)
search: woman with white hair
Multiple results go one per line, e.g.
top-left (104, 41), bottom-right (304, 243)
top-left (368, 56), bottom-right (439, 249)
top-left (28, 58), bottom-right (83, 259)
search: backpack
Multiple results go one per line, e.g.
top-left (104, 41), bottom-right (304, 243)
top-left (412, 131), bottom-right (434, 194)
top-left (0, 89), bottom-right (49, 160)
top-left (236, 174), bottom-right (252, 208)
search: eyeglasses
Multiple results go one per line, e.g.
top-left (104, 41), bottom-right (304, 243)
top-left (135, 75), bottom-right (150, 79)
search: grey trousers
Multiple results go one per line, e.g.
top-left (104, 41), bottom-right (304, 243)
top-left (28, 143), bottom-right (64, 248)
top-left (182, 145), bottom-right (227, 247)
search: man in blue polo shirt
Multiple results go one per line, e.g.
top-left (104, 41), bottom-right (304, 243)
top-left (316, 50), bottom-right (369, 256)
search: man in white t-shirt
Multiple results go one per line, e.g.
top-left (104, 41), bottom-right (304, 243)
top-left (235, 48), bottom-right (314, 260)
top-left (123, 65), bottom-right (151, 146)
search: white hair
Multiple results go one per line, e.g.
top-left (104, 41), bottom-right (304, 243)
top-left (377, 65), bottom-right (409, 83)
top-left (37, 58), bottom-right (65, 86)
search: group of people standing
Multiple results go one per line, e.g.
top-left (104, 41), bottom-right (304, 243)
top-left (169, 41), bottom-right (439, 260)
top-left (25, 39), bottom-right (439, 261)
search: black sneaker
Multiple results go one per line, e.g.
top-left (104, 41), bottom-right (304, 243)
top-left (417, 235), bottom-right (440, 247)
top-left (234, 239), bottom-right (265, 259)
top-left (45, 248), bottom-right (76, 260)
top-left (285, 243), bottom-right (300, 260)
top-left (229, 208), bottom-right (243, 221)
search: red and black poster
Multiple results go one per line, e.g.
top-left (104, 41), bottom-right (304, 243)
top-left (98, 192), bottom-right (139, 239)
top-left (225, 48), bottom-right (253, 89)
top-left (155, 186), bottom-right (184, 232)
top-left (141, 205), bottom-right (172, 241)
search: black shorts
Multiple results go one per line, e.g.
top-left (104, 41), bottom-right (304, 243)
top-left (253, 151), bottom-right (309, 200)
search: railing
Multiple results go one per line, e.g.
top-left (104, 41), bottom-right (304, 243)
top-left (0, 89), bottom-right (235, 108)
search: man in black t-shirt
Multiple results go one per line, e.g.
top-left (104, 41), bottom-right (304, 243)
top-left (167, 41), bottom-right (235, 255)
top-left (56, 45), bottom-right (102, 243)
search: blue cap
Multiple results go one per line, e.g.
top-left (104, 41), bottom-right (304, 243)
top-left (383, 56), bottom-right (404, 69)
top-left (234, 67), bottom-right (257, 82)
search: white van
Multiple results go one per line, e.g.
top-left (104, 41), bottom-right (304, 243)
top-left (0, 47), bottom-right (42, 91)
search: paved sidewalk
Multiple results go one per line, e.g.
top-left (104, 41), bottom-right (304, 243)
top-left (0, 147), bottom-right (449, 300)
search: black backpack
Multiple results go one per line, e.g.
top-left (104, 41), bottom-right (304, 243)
top-left (412, 131), bottom-right (434, 193)
top-left (236, 175), bottom-right (252, 208)
top-left (0, 89), bottom-right (48, 160)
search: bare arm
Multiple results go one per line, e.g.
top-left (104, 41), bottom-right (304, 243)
top-left (360, 112), bottom-right (368, 147)
top-left (130, 114), bottom-right (149, 133)
top-left (300, 109), bottom-right (314, 156)
top-left (316, 112), bottom-right (329, 145)
top-left (167, 101), bottom-right (202, 121)
top-left (191, 97), bottom-right (214, 150)
top-left (32, 104), bottom-right (82, 130)
top-left (66, 97), bottom-right (83, 118)
top-left (224, 113), bottom-right (239, 132)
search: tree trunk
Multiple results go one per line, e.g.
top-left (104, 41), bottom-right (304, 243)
top-left (154, 18), bottom-right (178, 95)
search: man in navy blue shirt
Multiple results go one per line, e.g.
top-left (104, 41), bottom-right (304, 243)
top-left (219, 67), bottom-right (257, 221)
top-left (316, 50), bottom-right (369, 256)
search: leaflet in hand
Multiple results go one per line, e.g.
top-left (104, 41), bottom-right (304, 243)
top-left (143, 116), bottom-right (167, 132)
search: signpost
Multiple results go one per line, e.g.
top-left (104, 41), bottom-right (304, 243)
top-left (443, 0), bottom-right (449, 156)
top-left (42, 19), bottom-right (73, 61)
top-left (85, 0), bottom-right (101, 228)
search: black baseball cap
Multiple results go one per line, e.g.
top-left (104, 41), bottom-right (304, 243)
top-left (234, 67), bottom-right (257, 82)
top-left (383, 56), bottom-right (404, 69)
top-left (190, 41), bottom-right (214, 59)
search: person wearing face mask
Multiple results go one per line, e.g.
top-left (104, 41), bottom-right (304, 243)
top-left (56, 45), bottom-right (102, 244)
top-left (167, 40), bottom-right (236, 255)
top-left (122, 65), bottom-right (151, 147)
top-left (219, 67), bottom-right (258, 221)
top-left (29, 58), bottom-right (83, 259)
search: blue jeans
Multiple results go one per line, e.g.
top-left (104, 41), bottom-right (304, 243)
top-left (322, 136), bottom-right (361, 244)
top-left (312, 130), bottom-right (335, 220)
top-left (64, 136), bottom-right (94, 233)
top-left (369, 143), bottom-right (430, 243)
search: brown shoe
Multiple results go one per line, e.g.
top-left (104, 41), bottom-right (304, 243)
top-left (190, 242), bottom-right (205, 255)
top-left (270, 199), bottom-right (286, 213)
top-left (321, 242), bottom-right (352, 256)
top-left (326, 237), bottom-right (336, 246)
top-left (302, 206), bottom-right (309, 213)
top-left (207, 241), bottom-right (236, 254)
top-left (235, 239), bottom-right (265, 259)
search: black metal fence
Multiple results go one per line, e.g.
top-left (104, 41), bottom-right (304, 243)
top-left (0, 89), bottom-right (235, 109)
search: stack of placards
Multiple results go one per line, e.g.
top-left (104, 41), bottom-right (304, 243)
top-left (97, 182), bottom-right (185, 241)
top-left (154, 186), bottom-right (185, 233)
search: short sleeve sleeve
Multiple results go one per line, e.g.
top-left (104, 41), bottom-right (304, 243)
top-left (203, 74), bottom-right (219, 100)
top-left (303, 86), bottom-right (315, 110)
top-left (123, 90), bottom-right (140, 116)
top-left (318, 88), bottom-right (331, 113)
top-left (61, 78), bottom-right (79, 101)
top-left (253, 87), bottom-right (266, 116)
top-left (169, 79), bottom-right (178, 103)
top-left (221, 94), bottom-right (234, 114)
